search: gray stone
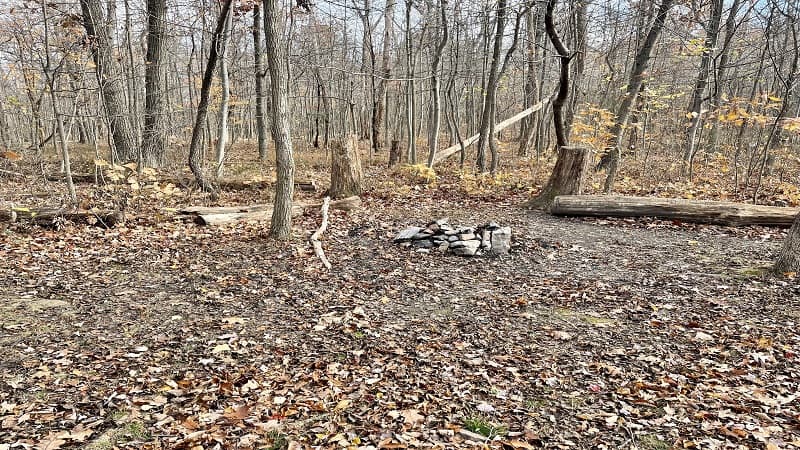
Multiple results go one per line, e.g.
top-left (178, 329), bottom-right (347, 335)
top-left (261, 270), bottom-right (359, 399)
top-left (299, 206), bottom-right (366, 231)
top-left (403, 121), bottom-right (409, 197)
top-left (481, 240), bottom-right (491, 249)
top-left (433, 218), bottom-right (450, 226)
top-left (458, 233), bottom-right (476, 241)
top-left (394, 226), bottom-right (423, 242)
top-left (489, 226), bottom-right (512, 254)
top-left (412, 232), bottom-right (433, 240)
top-left (412, 239), bottom-right (434, 248)
top-left (486, 221), bottom-right (500, 230)
top-left (444, 230), bottom-right (458, 236)
top-left (456, 227), bottom-right (475, 234)
top-left (438, 242), bottom-right (450, 251)
top-left (416, 248), bottom-right (430, 254)
top-left (448, 235), bottom-right (459, 242)
top-left (451, 240), bottom-right (480, 256)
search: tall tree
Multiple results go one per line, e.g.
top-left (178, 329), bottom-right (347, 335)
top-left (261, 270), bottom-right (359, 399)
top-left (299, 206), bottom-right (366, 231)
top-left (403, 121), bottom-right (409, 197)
top-left (141, 0), bottom-right (168, 168)
top-left (426, 0), bottom-right (449, 167)
top-left (601, 0), bottom-right (676, 192)
top-left (263, 0), bottom-right (295, 239)
top-left (80, 0), bottom-right (139, 163)
top-left (253, 2), bottom-right (269, 162)
top-left (372, 0), bottom-right (395, 151)
top-left (525, 0), bottom-right (591, 210)
top-left (188, 0), bottom-right (234, 193)
top-left (683, 0), bottom-right (724, 179)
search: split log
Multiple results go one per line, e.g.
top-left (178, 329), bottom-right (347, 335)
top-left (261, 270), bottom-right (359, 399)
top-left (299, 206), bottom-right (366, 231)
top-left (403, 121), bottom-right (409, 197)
top-left (181, 196), bottom-right (361, 225)
top-left (551, 195), bottom-right (800, 227)
top-left (430, 98), bottom-right (549, 166)
top-left (0, 207), bottom-right (123, 227)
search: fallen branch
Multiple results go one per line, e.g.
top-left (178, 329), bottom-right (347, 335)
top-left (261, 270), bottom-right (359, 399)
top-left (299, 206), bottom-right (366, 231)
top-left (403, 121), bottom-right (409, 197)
top-left (430, 98), bottom-right (549, 166)
top-left (0, 207), bottom-right (124, 227)
top-left (551, 195), bottom-right (799, 227)
top-left (180, 196), bottom-right (361, 226)
top-left (0, 168), bottom-right (24, 178)
top-left (310, 197), bottom-right (332, 269)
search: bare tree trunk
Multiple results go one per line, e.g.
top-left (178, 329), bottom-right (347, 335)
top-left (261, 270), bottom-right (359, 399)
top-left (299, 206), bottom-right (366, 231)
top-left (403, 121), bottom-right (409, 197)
top-left (253, 2), bottom-right (269, 162)
top-left (707, 0), bottom-right (744, 152)
top-left (518, 3), bottom-right (541, 156)
top-left (263, 0), bottom-right (295, 239)
top-left (602, 0), bottom-right (675, 193)
top-left (215, 10), bottom-right (233, 178)
top-left (80, 0), bottom-right (139, 163)
top-left (141, 0), bottom-right (167, 168)
top-left (188, 0), bottom-right (234, 193)
top-left (426, 0), bottom-right (449, 167)
top-left (475, 0), bottom-right (507, 172)
top-left (683, 0), bottom-right (724, 180)
top-left (774, 213), bottom-right (800, 275)
top-left (372, 0), bottom-right (395, 151)
top-left (526, 0), bottom-right (588, 210)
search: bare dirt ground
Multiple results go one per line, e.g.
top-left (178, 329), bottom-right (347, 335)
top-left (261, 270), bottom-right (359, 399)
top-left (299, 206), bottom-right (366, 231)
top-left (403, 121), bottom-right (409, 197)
top-left (1, 158), bottom-right (799, 449)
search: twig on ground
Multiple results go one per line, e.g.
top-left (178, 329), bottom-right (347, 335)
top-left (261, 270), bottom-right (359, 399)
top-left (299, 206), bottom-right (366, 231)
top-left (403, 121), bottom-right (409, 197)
top-left (311, 196), bottom-right (332, 269)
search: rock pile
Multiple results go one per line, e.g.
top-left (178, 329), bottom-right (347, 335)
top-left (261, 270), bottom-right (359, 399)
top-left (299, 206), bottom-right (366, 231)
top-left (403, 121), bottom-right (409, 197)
top-left (393, 218), bottom-right (512, 256)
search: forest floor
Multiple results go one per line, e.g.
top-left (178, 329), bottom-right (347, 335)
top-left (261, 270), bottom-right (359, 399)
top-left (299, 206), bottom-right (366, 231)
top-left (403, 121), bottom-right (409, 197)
top-left (1, 145), bottom-right (799, 449)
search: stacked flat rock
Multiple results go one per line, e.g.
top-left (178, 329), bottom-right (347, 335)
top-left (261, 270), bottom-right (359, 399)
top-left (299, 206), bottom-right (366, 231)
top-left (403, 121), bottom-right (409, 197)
top-left (393, 218), bottom-right (511, 256)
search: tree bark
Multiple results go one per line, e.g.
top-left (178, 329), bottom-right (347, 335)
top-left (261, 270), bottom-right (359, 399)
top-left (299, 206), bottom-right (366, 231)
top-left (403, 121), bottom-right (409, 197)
top-left (330, 135), bottom-right (363, 198)
top-left (141, 0), bottom-right (168, 168)
top-left (426, 0), bottom-right (449, 167)
top-left (774, 213), bottom-right (800, 274)
top-left (253, 2), bottom-right (269, 162)
top-left (80, 0), bottom-right (139, 163)
top-left (215, 10), bottom-right (233, 178)
top-left (263, 0), bottom-right (296, 239)
top-left (187, 0), bottom-right (234, 193)
top-left (372, 0), bottom-right (395, 151)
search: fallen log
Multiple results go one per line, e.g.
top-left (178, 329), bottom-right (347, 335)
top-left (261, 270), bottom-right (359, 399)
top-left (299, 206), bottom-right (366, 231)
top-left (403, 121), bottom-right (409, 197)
top-left (551, 195), bottom-right (800, 227)
top-left (430, 98), bottom-right (549, 166)
top-left (46, 173), bottom-right (98, 183)
top-left (181, 196), bottom-right (361, 225)
top-left (0, 207), bottom-right (124, 227)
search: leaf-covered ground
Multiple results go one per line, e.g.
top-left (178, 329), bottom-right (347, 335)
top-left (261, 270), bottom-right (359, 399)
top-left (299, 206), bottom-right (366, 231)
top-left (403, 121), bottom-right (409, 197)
top-left (1, 160), bottom-right (799, 450)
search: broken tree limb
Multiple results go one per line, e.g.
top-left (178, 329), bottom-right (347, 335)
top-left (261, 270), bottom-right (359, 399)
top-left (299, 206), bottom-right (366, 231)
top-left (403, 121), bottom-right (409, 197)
top-left (180, 196), bottom-right (361, 226)
top-left (551, 195), bottom-right (800, 227)
top-left (0, 207), bottom-right (124, 227)
top-left (430, 98), bottom-right (550, 166)
top-left (310, 197), bottom-right (332, 269)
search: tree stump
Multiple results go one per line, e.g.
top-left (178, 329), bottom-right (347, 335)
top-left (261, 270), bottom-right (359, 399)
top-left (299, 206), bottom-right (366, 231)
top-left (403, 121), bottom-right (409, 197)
top-left (329, 135), bottom-right (363, 199)
top-left (388, 140), bottom-right (402, 167)
top-left (525, 146), bottom-right (591, 211)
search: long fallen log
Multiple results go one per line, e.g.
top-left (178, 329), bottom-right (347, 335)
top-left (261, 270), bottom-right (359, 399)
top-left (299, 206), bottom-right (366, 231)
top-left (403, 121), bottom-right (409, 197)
top-left (181, 196), bottom-right (361, 225)
top-left (551, 195), bottom-right (800, 227)
top-left (0, 207), bottom-right (124, 227)
top-left (430, 98), bottom-right (550, 166)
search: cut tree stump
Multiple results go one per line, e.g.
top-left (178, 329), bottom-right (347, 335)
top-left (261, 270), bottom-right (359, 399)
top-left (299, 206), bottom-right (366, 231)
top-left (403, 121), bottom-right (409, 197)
top-left (550, 195), bottom-right (800, 227)
top-left (0, 207), bottom-right (124, 227)
top-left (180, 196), bottom-right (361, 226)
top-left (525, 146), bottom-right (592, 211)
top-left (329, 135), bottom-right (363, 199)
